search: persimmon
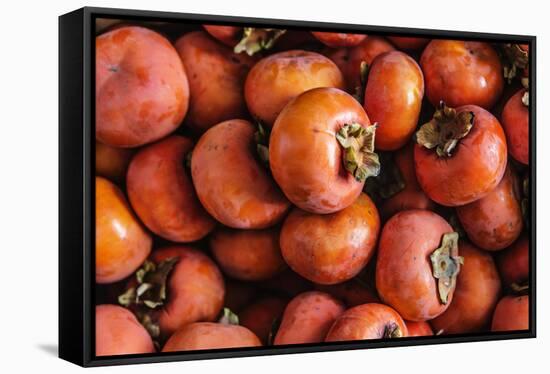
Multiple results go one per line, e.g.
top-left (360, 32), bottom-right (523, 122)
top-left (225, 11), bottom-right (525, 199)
top-left (502, 88), bottom-right (529, 165)
top-left (203, 25), bottom-right (241, 46)
top-left (388, 36), bottom-right (430, 51)
top-left (96, 304), bottom-right (155, 356)
top-left (239, 296), bottom-right (288, 344)
top-left (456, 167), bottom-right (523, 251)
top-left (491, 295), bottom-right (529, 332)
top-left (311, 32), bottom-right (367, 47)
top-left (95, 141), bottom-right (134, 183)
top-left (126, 136), bottom-right (216, 243)
top-left (270, 87), bottom-right (379, 214)
top-left (280, 193), bottom-right (380, 284)
top-left (376, 210), bottom-right (460, 321)
top-left (405, 321), bottom-right (433, 337)
top-left (96, 176), bottom-right (152, 284)
top-left (364, 51), bottom-right (424, 150)
top-left (421, 40), bottom-right (503, 109)
top-left (315, 279), bottom-right (379, 307)
top-left (325, 303), bottom-right (408, 341)
top-left (191, 119), bottom-right (290, 228)
top-left (497, 236), bottom-right (529, 288)
top-left (244, 50), bottom-right (344, 127)
top-left (414, 103), bottom-right (507, 206)
top-left (274, 291), bottom-right (345, 345)
top-left (431, 243), bottom-right (501, 334)
top-left (96, 26), bottom-right (189, 147)
top-left (175, 31), bottom-right (255, 134)
top-left (210, 227), bottom-right (286, 281)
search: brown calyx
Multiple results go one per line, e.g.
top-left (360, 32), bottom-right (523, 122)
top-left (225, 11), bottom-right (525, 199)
top-left (430, 232), bottom-right (463, 305)
top-left (502, 44), bottom-right (529, 83)
top-left (234, 28), bottom-right (286, 56)
top-left (363, 152), bottom-right (406, 202)
top-left (382, 322), bottom-right (403, 339)
top-left (336, 123), bottom-right (380, 183)
top-left (254, 121), bottom-right (270, 167)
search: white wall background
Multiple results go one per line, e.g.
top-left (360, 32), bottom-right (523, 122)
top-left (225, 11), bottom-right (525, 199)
top-left (0, 0), bottom-right (547, 372)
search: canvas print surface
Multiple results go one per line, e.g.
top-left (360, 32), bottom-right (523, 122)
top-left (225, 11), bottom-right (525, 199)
top-left (93, 17), bottom-right (532, 358)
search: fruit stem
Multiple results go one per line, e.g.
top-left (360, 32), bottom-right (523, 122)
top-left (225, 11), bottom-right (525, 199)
top-left (430, 232), bottom-right (463, 305)
top-left (336, 123), bottom-right (380, 183)
top-left (234, 28), bottom-right (286, 56)
top-left (382, 323), bottom-right (403, 338)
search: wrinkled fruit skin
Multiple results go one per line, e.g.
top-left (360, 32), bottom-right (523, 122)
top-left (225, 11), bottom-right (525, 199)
top-left (151, 246), bottom-right (225, 336)
top-left (491, 295), bottom-right (529, 332)
top-left (162, 322), bottom-right (262, 351)
top-left (364, 51), bottom-right (424, 150)
top-left (388, 36), bottom-right (430, 51)
top-left (431, 243), bottom-right (501, 335)
top-left (245, 50), bottom-right (344, 127)
top-left (96, 26), bottom-right (189, 147)
top-left (497, 236), bottom-right (529, 288)
top-left (203, 24), bottom-right (241, 46)
top-left (270, 87), bottom-right (371, 214)
top-left (280, 193), bottom-right (380, 285)
top-left (191, 119), bottom-right (290, 228)
top-left (311, 32), bottom-right (367, 47)
top-left (126, 136), bottom-right (216, 243)
top-left (376, 210), bottom-right (455, 321)
top-left (96, 305), bottom-right (155, 356)
top-left (96, 177), bottom-right (152, 284)
top-left (210, 227), bottom-right (286, 281)
top-left (274, 291), bottom-right (345, 345)
top-left (175, 31), bottom-right (255, 134)
top-left (414, 105), bottom-right (508, 206)
top-left (325, 303), bottom-right (408, 341)
top-left (95, 141), bottom-right (134, 183)
top-left (239, 296), bottom-right (288, 344)
top-left (457, 167), bottom-right (523, 251)
top-left (405, 321), bottom-right (433, 337)
top-left (421, 40), bottom-right (503, 109)
top-left (502, 88), bottom-right (529, 165)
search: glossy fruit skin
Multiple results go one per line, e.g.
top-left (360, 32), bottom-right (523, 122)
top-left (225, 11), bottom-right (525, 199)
top-left (311, 32), bottom-right (367, 47)
top-left (95, 141), bottom-right (134, 183)
top-left (270, 87), bottom-right (371, 214)
top-left (151, 246), bottom-right (225, 336)
top-left (325, 303), bottom-right (408, 341)
top-left (203, 25), bottom-right (241, 46)
top-left (431, 243), bottom-right (501, 334)
top-left (126, 136), bottom-right (216, 243)
top-left (96, 305), bottom-right (155, 356)
top-left (280, 193), bottom-right (380, 285)
top-left (239, 296), bottom-right (288, 344)
top-left (491, 295), bottom-right (529, 331)
top-left (325, 36), bottom-right (395, 93)
top-left (244, 50), bottom-right (344, 127)
top-left (497, 236), bottom-right (529, 287)
top-left (388, 36), bottom-right (430, 51)
top-left (405, 321), bottom-right (433, 337)
top-left (457, 167), bottom-right (523, 251)
top-left (175, 31), bottom-right (254, 134)
top-left (210, 227), bottom-right (286, 281)
top-left (502, 88), bottom-right (529, 165)
top-left (162, 322), bottom-right (261, 351)
top-left (376, 210), bottom-right (455, 321)
top-left (191, 119), bottom-right (290, 228)
top-left (96, 177), bottom-right (152, 284)
top-left (274, 291), bottom-right (345, 345)
top-left (421, 40), bottom-right (503, 109)
top-left (364, 51), bottom-right (424, 150)
top-left (414, 105), bottom-right (508, 206)
top-left (315, 279), bottom-right (379, 307)
top-left (96, 26), bottom-right (189, 147)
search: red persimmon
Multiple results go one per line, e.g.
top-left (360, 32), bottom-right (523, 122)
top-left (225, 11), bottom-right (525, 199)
top-left (203, 25), bottom-right (241, 46)
top-left (502, 88), bottom-right (529, 165)
top-left (497, 236), bottom-right (529, 288)
top-left (414, 104), bottom-right (507, 206)
top-left (280, 193), bottom-right (380, 285)
top-left (388, 36), bottom-right (430, 51)
top-left (96, 26), bottom-right (189, 147)
top-left (491, 295), bottom-right (529, 332)
top-left (270, 87), bottom-right (378, 214)
top-left (325, 303), bottom-right (408, 341)
top-left (311, 32), bottom-right (367, 47)
top-left (191, 119), bottom-right (290, 228)
top-left (126, 136), bottom-right (216, 243)
top-left (405, 321), bottom-right (433, 337)
top-left (244, 50), bottom-right (344, 127)
top-left (95, 141), bottom-right (134, 183)
top-left (421, 40), bottom-right (503, 109)
top-left (376, 210), bottom-right (460, 321)
top-left (239, 296), bottom-right (288, 344)
top-left (431, 242), bottom-right (501, 334)
top-left (456, 167), bottom-right (523, 251)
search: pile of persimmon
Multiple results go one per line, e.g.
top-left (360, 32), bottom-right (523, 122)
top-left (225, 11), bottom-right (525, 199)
top-left (94, 20), bottom-right (531, 357)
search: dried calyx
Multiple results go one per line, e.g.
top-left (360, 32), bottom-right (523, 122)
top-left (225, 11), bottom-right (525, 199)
top-left (352, 61), bottom-right (369, 103)
top-left (510, 282), bottom-right (529, 295)
top-left (234, 28), bottom-right (286, 56)
top-left (254, 121), bottom-right (270, 166)
top-left (218, 308), bottom-right (240, 326)
top-left (336, 123), bottom-right (380, 183)
top-left (416, 102), bottom-right (474, 158)
top-left (363, 152), bottom-right (406, 202)
top-left (382, 322), bottom-right (403, 339)
top-left (502, 44), bottom-right (529, 83)
top-left (430, 232), bottom-right (463, 305)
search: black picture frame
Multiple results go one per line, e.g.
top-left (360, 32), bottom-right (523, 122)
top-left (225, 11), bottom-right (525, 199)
top-left (59, 6), bottom-right (537, 367)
